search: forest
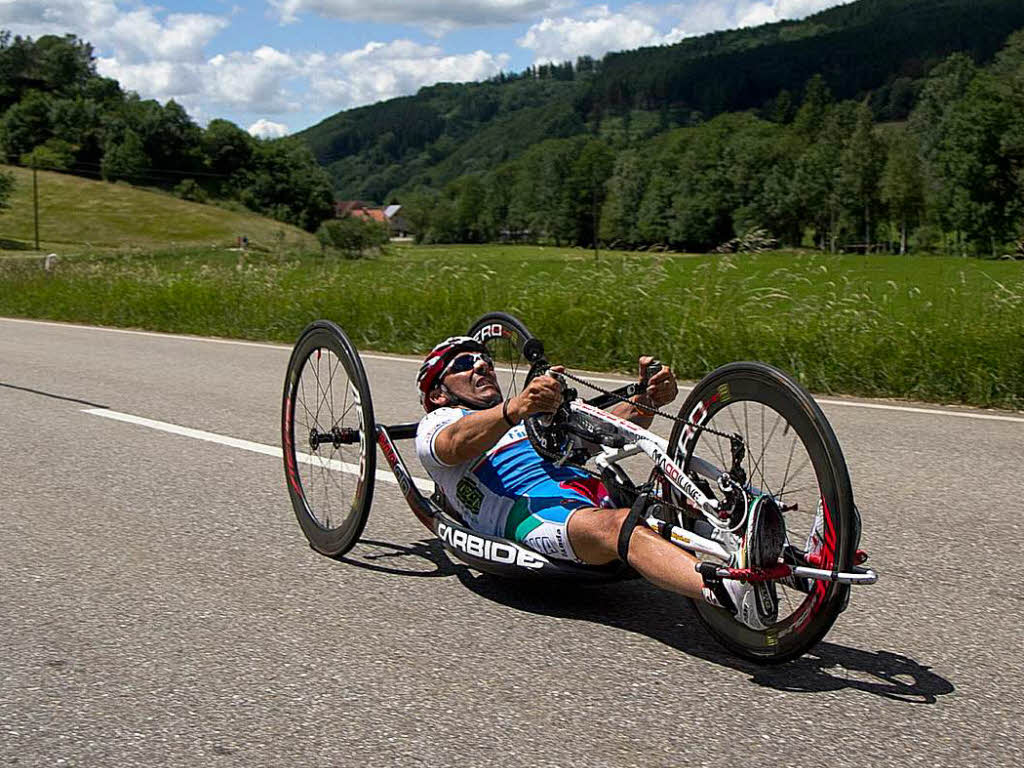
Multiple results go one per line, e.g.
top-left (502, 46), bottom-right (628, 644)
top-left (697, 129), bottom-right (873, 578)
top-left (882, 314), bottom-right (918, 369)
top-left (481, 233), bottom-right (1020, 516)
top-left (404, 39), bottom-right (1024, 257)
top-left (0, 32), bottom-right (334, 231)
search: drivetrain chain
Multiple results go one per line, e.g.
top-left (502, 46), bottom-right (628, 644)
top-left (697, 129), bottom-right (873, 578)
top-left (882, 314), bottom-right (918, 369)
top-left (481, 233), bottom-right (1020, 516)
top-left (553, 367), bottom-right (740, 442)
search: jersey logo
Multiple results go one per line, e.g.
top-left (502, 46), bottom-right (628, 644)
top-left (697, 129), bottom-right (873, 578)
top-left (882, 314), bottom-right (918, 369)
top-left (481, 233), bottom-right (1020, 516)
top-left (456, 477), bottom-right (484, 515)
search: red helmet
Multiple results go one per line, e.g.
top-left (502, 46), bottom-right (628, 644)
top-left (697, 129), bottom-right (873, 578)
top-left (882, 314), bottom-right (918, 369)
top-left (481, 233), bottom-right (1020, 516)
top-left (416, 335), bottom-right (488, 412)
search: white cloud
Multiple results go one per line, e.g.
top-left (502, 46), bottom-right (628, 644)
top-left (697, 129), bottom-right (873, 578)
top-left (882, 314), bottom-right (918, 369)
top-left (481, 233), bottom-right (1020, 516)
top-left (774, 0), bottom-right (850, 20)
top-left (206, 46), bottom-right (303, 112)
top-left (96, 58), bottom-right (204, 98)
top-left (0, 1), bottom-right (228, 64)
top-left (270, 0), bottom-right (567, 32)
top-left (518, 7), bottom-right (681, 63)
top-left (519, 1), bottom-right (853, 63)
top-left (309, 40), bottom-right (510, 109)
top-left (248, 119), bottom-right (291, 138)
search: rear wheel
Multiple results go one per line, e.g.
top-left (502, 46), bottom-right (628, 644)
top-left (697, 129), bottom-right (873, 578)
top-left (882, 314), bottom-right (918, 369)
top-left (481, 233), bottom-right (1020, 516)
top-left (668, 362), bottom-right (856, 663)
top-left (467, 312), bottom-right (535, 397)
top-left (281, 320), bottom-right (375, 557)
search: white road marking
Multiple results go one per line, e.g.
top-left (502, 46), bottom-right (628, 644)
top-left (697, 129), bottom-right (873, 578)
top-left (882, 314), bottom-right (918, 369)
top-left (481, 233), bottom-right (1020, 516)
top-left (81, 407), bottom-right (435, 492)
top-left (6, 316), bottom-right (1022, 424)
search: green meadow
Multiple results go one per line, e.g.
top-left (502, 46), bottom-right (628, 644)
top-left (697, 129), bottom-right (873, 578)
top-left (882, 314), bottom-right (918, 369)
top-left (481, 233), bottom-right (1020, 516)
top-left (1, 243), bottom-right (1021, 409)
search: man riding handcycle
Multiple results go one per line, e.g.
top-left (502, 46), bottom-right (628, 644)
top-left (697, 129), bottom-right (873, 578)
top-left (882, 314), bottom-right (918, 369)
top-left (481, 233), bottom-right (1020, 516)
top-left (281, 313), bottom-right (876, 663)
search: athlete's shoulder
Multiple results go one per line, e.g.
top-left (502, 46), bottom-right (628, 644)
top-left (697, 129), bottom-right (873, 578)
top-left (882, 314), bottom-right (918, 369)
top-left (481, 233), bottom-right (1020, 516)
top-left (416, 406), bottom-right (472, 440)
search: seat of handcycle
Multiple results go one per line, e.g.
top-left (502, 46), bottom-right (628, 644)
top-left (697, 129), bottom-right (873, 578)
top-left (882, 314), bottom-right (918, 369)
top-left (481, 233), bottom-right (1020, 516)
top-left (431, 488), bottom-right (632, 582)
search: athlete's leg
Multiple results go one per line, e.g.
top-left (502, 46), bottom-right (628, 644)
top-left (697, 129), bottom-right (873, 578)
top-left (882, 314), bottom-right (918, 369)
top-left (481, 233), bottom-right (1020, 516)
top-left (567, 507), bottom-right (705, 599)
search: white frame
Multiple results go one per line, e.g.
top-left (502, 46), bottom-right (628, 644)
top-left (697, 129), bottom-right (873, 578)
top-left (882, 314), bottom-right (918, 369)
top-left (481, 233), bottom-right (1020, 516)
top-left (564, 399), bottom-right (877, 586)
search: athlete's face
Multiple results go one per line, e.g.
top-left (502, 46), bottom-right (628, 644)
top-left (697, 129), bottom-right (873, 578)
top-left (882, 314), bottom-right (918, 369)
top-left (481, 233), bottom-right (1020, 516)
top-left (441, 352), bottom-right (502, 407)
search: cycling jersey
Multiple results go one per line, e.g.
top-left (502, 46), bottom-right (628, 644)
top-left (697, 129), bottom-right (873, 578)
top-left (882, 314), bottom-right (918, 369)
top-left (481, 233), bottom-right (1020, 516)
top-left (416, 407), bottom-right (613, 562)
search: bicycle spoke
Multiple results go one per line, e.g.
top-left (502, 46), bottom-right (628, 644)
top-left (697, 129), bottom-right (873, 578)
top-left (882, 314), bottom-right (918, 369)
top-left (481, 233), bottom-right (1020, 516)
top-left (778, 435), bottom-right (799, 498)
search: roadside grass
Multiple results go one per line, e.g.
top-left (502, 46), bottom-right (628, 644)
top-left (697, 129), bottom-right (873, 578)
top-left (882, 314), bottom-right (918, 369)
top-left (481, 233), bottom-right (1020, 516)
top-left (0, 164), bottom-right (317, 254)
top-left (0, 243), bottom-right (1021, 409)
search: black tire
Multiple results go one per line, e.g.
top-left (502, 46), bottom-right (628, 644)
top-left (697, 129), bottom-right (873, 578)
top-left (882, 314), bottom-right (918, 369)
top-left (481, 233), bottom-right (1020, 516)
top-left (467, 312), bottom-right (535, 397)
top-left (281, 320), bottom-right (376, 557)
top-left (668, 362), bottom-right (856, 663)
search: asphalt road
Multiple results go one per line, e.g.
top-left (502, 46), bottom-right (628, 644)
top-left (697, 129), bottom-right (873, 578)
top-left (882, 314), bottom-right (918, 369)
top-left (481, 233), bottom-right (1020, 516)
top-left (2, 316), bottom-right (1022, 768)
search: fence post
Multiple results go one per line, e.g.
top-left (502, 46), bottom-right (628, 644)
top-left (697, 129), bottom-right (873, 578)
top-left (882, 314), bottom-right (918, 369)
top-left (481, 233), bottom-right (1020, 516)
top-left (32, 156), bottom-right (40, 251)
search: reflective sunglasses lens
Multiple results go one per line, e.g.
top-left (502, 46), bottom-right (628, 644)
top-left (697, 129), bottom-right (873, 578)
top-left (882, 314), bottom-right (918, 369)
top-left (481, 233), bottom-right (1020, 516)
top-left (448, 353), bottom-right (492, 375)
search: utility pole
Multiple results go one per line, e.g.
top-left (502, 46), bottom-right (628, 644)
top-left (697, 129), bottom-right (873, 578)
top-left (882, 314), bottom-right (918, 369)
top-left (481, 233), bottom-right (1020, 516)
top-left (32, 155), bottom-right (40, 250)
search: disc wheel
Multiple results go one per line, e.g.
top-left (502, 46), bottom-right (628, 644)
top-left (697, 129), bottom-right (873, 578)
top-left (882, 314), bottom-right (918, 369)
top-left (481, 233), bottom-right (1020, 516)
top-left (668, 362), bottom-right (856, 663)
top-left (281, 320), bottom-right (375, 557)
top-left (466, 312), bottom-right (535, 397)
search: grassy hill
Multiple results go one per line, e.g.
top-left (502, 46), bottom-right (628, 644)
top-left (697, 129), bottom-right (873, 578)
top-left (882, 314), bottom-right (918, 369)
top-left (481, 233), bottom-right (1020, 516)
top-left (0, 165), bottom-right (318, 254)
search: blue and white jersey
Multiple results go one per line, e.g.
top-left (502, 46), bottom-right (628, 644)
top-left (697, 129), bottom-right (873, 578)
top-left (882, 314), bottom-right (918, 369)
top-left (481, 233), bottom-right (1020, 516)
top-left (415, 406), bottom-right (594, 537)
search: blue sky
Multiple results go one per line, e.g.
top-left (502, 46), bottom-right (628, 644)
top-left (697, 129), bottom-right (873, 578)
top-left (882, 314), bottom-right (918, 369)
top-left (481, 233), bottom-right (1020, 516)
top-left (1, 0), bottom-right (851, 137)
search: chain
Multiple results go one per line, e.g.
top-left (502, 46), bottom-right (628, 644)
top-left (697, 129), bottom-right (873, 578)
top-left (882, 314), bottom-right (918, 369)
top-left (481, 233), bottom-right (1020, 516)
top-left (554, 367), bottom-right (740, 442)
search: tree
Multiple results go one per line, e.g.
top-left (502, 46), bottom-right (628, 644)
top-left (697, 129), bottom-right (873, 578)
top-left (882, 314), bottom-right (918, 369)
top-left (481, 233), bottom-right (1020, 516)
top-left (790, 104), bottom-right (855, 251)
top-left (0, 168), bottom-right (14, 213)
top-left (792, 75), bottom-right (833, 141)
top-left (567, 138), bottom-right (614, 247)
top-left (203, 119), bottom-right (254, 179)
top-left (600, 149), bottom-right (648, 246)
top-left (20, 138), bottom-right (75, 170)
top-left (837, 104), bottom-right (885, 247)
top-left (236, 138), bottom-right (335, 231)
top-left (0, 89), bottom-right (53, 160)
top-left (881, 129), bottom-right (925, 253)
top-left (101, 127), bottom-right (148, 181)
top-left (934, 72), bottom-right (1018, 254)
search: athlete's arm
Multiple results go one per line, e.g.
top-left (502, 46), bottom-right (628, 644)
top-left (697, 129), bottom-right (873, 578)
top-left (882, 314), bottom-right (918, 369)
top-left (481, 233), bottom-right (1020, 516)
top-left (432, 370), bottom-right (565, 466)
top-left (606, 356), bottom-right (678, 429)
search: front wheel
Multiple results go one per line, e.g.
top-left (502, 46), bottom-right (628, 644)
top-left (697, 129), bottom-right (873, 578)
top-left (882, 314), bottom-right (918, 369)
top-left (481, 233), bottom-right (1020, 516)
top-left (668, 362), bottom-right (857, 663)
top-left (281, 320), bottom-right (376, 557)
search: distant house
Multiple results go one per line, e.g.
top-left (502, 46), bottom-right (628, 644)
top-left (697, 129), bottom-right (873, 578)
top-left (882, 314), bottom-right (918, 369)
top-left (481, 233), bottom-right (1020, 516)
top-left (384, 205), bottom-right (412, 238)
top-left (335, 200), bottom-right (414, 237)
top-left (350, 207), bottom-right (388, 225)
top-left (334, 200), bottom-right (371, 218)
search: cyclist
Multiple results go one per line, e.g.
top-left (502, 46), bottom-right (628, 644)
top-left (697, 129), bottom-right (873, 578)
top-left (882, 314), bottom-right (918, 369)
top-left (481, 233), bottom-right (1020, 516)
top-left (415, 336), bottom-right (781, 630)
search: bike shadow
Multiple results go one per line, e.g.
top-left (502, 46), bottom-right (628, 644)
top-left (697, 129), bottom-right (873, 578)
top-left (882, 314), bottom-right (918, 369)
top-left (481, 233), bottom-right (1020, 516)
top-left (344, 537), bottom-right (954, 703)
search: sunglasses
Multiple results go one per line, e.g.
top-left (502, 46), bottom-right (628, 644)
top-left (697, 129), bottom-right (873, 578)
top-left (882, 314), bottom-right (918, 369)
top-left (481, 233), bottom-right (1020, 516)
top-left (442, 352), bottom-right (494, 378)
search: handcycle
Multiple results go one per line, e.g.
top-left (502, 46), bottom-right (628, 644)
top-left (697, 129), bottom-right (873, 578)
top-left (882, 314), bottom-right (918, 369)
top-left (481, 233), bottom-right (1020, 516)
top-left (281, 312), bottom-right (877, 663)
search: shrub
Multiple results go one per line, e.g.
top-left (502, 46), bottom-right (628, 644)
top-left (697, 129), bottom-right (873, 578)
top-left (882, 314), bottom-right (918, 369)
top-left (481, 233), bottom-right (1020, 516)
top-left (174, 178), bottom-right (208, 203)
top-left (20, 138), bottom-right (77, 171)
top-left (316, 216), bottom-right (389, 258)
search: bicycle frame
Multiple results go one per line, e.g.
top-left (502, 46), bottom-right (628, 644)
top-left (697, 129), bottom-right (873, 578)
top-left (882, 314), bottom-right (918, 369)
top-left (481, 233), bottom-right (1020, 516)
top-left (373, 396), bottom-right (875, 586)
top-left (566, 399), bottom-right (877, 586)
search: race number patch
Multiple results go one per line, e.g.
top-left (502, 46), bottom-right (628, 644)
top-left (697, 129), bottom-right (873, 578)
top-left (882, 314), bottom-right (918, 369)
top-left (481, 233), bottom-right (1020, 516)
top-left (456, 477), bottom-right (484, 515)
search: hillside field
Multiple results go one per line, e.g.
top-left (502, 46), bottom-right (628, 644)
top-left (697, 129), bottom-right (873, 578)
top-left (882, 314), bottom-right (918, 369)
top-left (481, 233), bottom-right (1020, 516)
top-left (0, 165), bottom-right (317, 254)
top-left (0, 243), bottom-right (1021, 409)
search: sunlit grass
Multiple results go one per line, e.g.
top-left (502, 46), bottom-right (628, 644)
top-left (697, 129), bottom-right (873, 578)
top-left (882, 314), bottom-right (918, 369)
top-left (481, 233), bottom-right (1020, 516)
top-left (0, 243), bottom-right (1020, 408)
top-left (0, 164), bottom-right (317, 253)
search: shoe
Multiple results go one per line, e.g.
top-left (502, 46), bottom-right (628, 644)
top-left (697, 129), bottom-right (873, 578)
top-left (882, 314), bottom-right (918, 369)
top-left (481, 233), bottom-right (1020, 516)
top-left (802, 498), bottom-right (862, 565)
top-left (703, 495), bottom-right (784, 630)
top-left (779, 499), bottom-right (824, 592)
top-left (779, 499), bottom-right (863, 597)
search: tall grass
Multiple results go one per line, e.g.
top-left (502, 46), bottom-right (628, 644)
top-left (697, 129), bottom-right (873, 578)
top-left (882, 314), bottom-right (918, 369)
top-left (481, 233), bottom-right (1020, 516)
top-left (0, 245), bottom-right (1020, 408)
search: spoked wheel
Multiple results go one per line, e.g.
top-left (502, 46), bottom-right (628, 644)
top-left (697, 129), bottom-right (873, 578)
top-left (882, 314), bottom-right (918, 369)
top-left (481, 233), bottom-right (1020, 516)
top-left (467, 312), bottom-right (535, 396)
top-left (668, 362), bottom-right (857, 663)
top-left (281, 320), bottom-right (376, 557)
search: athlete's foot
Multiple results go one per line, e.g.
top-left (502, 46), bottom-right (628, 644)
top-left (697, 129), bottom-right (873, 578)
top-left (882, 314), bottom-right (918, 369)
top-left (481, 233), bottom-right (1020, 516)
top-left (702, 495), bottom-right (784, 630)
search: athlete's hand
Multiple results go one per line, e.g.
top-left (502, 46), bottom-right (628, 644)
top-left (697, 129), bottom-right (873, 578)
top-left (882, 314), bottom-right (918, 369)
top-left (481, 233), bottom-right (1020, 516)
top-left (638, 356), bottom-right (677, 408)
top-left (510, 366), bottom-right (565, 419)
